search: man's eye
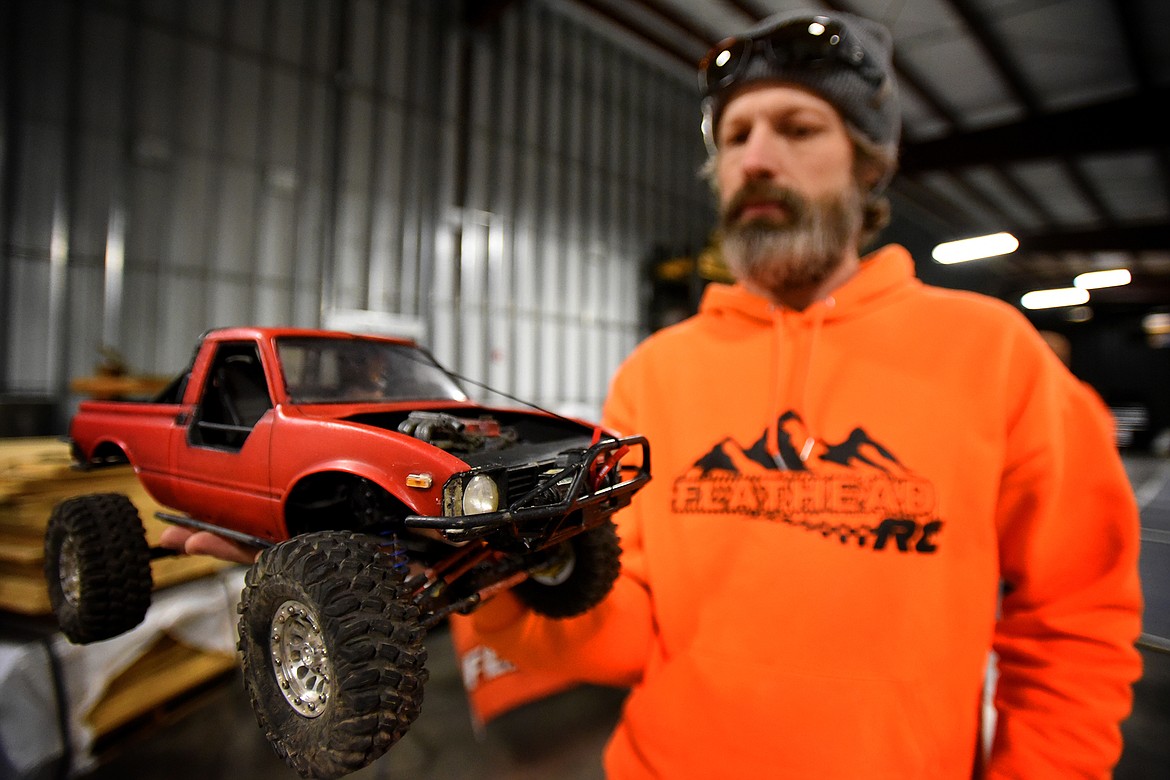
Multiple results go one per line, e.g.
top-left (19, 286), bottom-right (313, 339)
top-left (722, 128), bottom-right (749, 146)
top-left (785, 122), bottom-right (823, 139)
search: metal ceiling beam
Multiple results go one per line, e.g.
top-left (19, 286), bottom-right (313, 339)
top-left (839, 0), bottom-right (1072, 251)
top-left (1110, 0), bottom-right (1155, 89)
top-left (891, 176), bottom-right (980, 233)
top-left (465, 0), bottom-right (520, 28)
top-left (899, 85), bottom-right (1168, 172)
top-left (987, 167), bottom-right (1056, 225)
top-left (573, 0), bottom-right (1169, 291)
top-left (1081, 278), bottom-right (1170, 306)
top-left (936, 171), bottom-right (1017, 231)
top-left (939, 0), bottom-right (1119, 227)
top-left (626, 0), bottom-right (715, 48)
top-left (943, 0), bottom-right (1039, 114)
top-left (1019, 223), bottom-right (1170, 254)
top-left (569, 0), bottom-right (698, 70)
top-left (720, 1), bottom-right (767, 23)
top-left (1109, 0), bottom-right (1170, 226)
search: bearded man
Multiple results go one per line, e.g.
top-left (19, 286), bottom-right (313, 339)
top-left (460, 9), bottom-right (1143, 779)
top-left (164, 8), bottom-right (1144, 779)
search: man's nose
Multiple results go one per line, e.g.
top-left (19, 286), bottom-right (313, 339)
top-left (739, 127), bottom-right (783, 180)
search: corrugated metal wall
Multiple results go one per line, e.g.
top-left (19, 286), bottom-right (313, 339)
top-left (0, 0), bottom-right (714, 427)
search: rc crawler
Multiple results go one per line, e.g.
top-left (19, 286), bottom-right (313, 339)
top-left (45, 326), bottom-right (650, 779)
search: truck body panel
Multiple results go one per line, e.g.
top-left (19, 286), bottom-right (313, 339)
top-left (66, 327), bottom-right (648, 548)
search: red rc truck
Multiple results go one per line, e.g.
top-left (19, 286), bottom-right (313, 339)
top-left (45, 326), bottom-right (649, 779)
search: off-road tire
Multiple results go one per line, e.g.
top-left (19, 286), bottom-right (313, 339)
top-left (238, 531), bottom-right (427, 779)
top-left (515, 519), bottom-right (621, 619)
top-left (44, 492), bottom-right (153, 644)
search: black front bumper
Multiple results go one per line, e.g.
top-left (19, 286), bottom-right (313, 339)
top-left (403, 435), bottom-right (650, 540)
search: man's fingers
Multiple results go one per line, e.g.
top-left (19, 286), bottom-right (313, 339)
top-left (158, 525), bottom-right (195, 550)
top-left (157, 525), bottom-right (260, 565)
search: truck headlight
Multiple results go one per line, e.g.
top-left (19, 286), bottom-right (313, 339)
top-left (462, 474), bottom-right (499, 515)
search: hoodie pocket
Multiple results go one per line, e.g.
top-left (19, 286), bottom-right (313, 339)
top-left (622, 646), bottom-right (941, 778)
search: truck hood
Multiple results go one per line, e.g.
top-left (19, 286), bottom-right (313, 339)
top-left (288, 401), bottom-right (602, 467)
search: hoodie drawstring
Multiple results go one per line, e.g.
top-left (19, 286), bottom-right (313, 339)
top-left (766, 307), bottom-right (786, 468)
top-left (799, 297), bottom-right (832, 461)
top-left (766, 297), bottom-right (833, 468)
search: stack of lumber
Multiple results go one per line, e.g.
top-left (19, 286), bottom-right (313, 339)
top-left (69, 374), bottom-right (171, 400)
top-left (86, 632), bottom-right (240, 754)
top-left (0, 437), bottom-right (232, 615)
top-left (0, 437), bottom-right (243, 768)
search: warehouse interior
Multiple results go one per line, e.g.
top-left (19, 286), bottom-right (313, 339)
top-left (1, 0), bottom-right (1168, 778)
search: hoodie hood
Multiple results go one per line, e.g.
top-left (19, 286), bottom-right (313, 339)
top-left (697, 243), bottom-right (918, 325)
top-left (693, 244), bottom-right (918, 466)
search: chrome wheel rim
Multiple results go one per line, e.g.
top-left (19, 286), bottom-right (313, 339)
top-left (59, 536), bottom-right (81, 608)
top-left (271, 599), bottom-right (331, 718)
top-left (529, 544), bottom-right (575, 586)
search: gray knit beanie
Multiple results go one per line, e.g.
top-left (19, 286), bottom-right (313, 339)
top-left (700, 9), bottom-right (900, 156)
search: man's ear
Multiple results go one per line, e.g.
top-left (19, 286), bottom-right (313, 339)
top-left (855, 155), bottom-right (885, 193)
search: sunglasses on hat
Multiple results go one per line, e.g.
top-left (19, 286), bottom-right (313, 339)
top-left (698, 15), bottom-right (884, 98)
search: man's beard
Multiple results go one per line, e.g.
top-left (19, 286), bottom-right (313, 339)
top-left (719, 179), bottom-right (864, 297)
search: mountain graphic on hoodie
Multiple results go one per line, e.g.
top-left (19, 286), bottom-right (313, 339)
top-left (691, 410), bottom-right (907, 476)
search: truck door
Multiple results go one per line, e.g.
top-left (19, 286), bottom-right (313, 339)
top-left (170, 340), bottom-right (278, 540)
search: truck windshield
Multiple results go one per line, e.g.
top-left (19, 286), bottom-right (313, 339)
top-left (276, 337), bottom-right (468, 404)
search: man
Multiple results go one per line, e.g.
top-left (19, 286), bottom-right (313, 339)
top-left (165, 8), bottom-right (1143, 778)
top-left (457, 8), bottom-right (1143, 779)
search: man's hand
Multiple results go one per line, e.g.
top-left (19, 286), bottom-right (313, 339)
top-left (158, 525), bottom-right (261, 565)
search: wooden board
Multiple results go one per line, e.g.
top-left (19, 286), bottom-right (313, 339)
top-left (0, 437), bottom-right (233, 615)
top-left (86, 633), bottom-right (238, 740)
top-left (1, 444), bottom-right (245, 770)
top-left (70, 374), bottom-right (171, 401)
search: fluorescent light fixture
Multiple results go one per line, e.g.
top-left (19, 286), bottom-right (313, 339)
top-left (1074, 268), bottom-right (1131, 289)
top-left (931, 232), bottom-right (1019, 264)
top-left (1020, 287), bottom-right (1090, 310)
top-left (1144, 312), bottom-right (1170, 335)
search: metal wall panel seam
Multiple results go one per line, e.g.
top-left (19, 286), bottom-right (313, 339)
top-left (191, 0), bottom-right (235, 337)
top-left (362, 0), bottom-right (390, 313)
top-left (416, 2), bottom-right (451, 354)
top-left (0, 0), bottom-right (24, 391)
top-left (496, 7), bottom-right (523, 399)
top-left (316, 0), bottom-right (351, 326)
top-left (287, 0), bottom-right (323, 328)
top-left (145, 0), bottom-right (189, 367)
top-left (246, 0), bottom-right (279, 324)
top-left (47, 0), bottom-right (85, 411)
top-left (97, 0), bottom-right (136, 360)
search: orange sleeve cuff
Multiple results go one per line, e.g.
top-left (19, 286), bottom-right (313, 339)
top-left (471, 590), bottom-right (528, 634)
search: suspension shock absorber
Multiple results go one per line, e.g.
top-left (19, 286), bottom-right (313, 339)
top-left (381, 533), bottom-right (412, 581)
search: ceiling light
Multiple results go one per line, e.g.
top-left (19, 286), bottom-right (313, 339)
top-left (931, 232), bottom-right (1019, 264)
top-left (1020, 287), bottom-right (1090, 310)
top-left (1144, 312), bottom-right (1170, 335)
top-left (1146, 312), bottom-right (1170, 348)
top-left (1074, 268), bottom-right (1131, 289)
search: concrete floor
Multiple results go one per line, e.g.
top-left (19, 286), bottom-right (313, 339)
top-left (78, 455), bottom-right (1170, 779)
top-left (83, 622), bottom-right (624, 779)
top-left (77, 631), bottom-right (1170, 780)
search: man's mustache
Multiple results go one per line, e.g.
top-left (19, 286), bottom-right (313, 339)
top-left (722, 181), bottom-right (807, 226)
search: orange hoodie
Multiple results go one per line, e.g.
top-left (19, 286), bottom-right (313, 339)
top-left (463, 244), bottom-right (1143, 778)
